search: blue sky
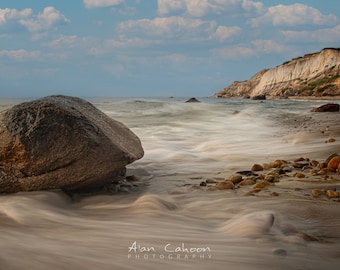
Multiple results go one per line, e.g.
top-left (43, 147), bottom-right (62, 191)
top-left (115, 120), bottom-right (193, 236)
top-left (0, 0), bottom-right (339, 97)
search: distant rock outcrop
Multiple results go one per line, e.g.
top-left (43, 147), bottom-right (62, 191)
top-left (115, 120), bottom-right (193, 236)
top-left (311, 103), bottom-right (339, 112)
top-left (0, 95), bottom-right (144, 193)
top-left (214, 48), bottom-right (340, 98)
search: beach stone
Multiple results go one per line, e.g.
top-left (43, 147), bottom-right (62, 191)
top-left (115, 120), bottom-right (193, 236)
top-left (326, 190), bottom-right (340, 198)
top-left (325, 153), bottom-right (339, 164)
top-left (236, 179), bottom-right (256, 187)
top-left (270, 191), bottom-right (279, 197)
top-left (251, 164), bottom-right (263, 171)
top-left (326, 138), bottom-right (336, 143)
top-left (216, 181), bottom-right (234, 190)
top-left (272, 160), bottom-right (287, 168)
top-left (273, 248), bottom-right (287, 256)
top-left (264, 173), bottom-right (279, 183)
top-left (312, 189), bottom-right (325, 198)
top-left (311, 103), bottom-right (339, 112)
top-left (262, 163), bottom-right (272, 170)
top-left (310, 160), bottom-right (319, 167)
top-left (327, 156), bottom-right (340, 171)
top-left (206, 178), bottom-right (217, 184)
top-left (294, 173), bottom-right (305, 178)
top-left (0, 95), bottom-right (144, 193)
top-left (226, 174), bottom-right (243, 184)
top-left (253, 181), bottom-right (270, 189)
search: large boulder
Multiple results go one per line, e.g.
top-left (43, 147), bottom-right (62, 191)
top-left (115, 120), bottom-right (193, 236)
top-left (0, 95), bottom-right (144, 193)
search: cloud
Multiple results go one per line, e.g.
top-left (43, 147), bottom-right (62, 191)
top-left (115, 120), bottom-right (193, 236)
top-left (19, 6), bottom-right (70, 32)
top-left (282, 25), bottom-right (340, 43)
top-left (157, 0), bottom-right (263, 17)
top-left (251, 39), bottom-right (288, 53)
top-left (211, 46), bottom-right (255, 59)
top-left (211, 25), bottom-right (241, 41)
top-left (0, 8), bottom-right (32, 25)
top-left (250, 3), bottom-right (338, 27)
top-left (0, 49), bottom-right (42, 61)
top-left (117, 16), bottom-right (216, 38)
top-left (212, 39), bottom-right (289, 59)
top-left (83, 0), bottom-right (124, 9)
top-left (117, 16), bottom-right (240, 44)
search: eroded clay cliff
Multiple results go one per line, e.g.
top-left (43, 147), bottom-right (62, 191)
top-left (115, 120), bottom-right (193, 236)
top-left (214, 48), bottom-right (340, 98)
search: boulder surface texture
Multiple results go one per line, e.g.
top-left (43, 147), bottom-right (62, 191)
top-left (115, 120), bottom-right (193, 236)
top-left (0, 95), bottom-right (144, 193)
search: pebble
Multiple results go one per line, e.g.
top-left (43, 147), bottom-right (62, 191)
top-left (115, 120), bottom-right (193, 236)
top-left (270, 192), bottom-right (279, 196)
top-left (206, 178), bottom-right (217, 184)
top-left (327, 155), bottom-right (340, 171)
top-left (236, 179), bottom-right (256, 187)
top-left (262, 163), bottom-right (272, 170)
top-left (326, 138), bottom-right (336, 143)
top-left (294, 172), bottom-right (305, 178)
top-left (273, 160), bottom-right (285, 168)
top-left (311, 189), bottom-right (325, 198)
top-left (272, 248), bottom-right (287, 256)
top-left (310, 160), bottom-right (319, 166)
top-left (251, 164), bottom-right (264, 171)
top-left (226, 174), bottom-right (243, 184)
top-left (326, 190), bottom-right (340, 198)
top-left (215, 181), bottom-right (234, 190)
top-left (253, 181), bottom-right (271, 189)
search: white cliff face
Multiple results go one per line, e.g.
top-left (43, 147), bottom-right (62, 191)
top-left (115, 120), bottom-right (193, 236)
top-left (215, 48), bottom-right (340, 98)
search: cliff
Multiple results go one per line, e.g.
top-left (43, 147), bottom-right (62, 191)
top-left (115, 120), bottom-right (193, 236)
top-left (214, 48), bottom-right (340, 98)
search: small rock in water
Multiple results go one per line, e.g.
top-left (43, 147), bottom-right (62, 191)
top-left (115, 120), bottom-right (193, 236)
top-left (251, 164), bottom-right (264, 171)
top-left (311, 103), bottom-right (339, 112)
top-left (226, 174), bottom-right (243, 184)
top-left (206, 178), bottom-right (217, 184)
top-left (311, 189), bottom-right (325, 198)
top-left (327, 155), bottom-right (340, 171)
top-left (326, 138), bottom-right (336, 143)
top-left (200, 181), bottom-right (207, 187)
top-left (326, 190), bottom-right (340, 198)
top-left (216, 181), bottom-right (234, 190)
top-left (253, 181), bottom-right (271, 189)
top-left (273, 248), bottom-right (287, 256)
top-left (294, 172), bottom-right (305, 178)
top-left (237, 179), bottom-right (256, 187)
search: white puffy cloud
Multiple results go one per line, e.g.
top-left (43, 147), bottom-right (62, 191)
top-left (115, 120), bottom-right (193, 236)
top-left (83, 0), bottom-right (124, 9)
top-left (282, 25), bottom-right (340, 43)
top-left (250, 3), bottom-right (338, 27)
top-left (0, 8), bottom-right (32, 25)
top-left (19, 6), bottom-right (70, 32)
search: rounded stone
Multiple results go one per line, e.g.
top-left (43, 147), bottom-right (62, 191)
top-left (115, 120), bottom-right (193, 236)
top-left (251, 164), bottom-right (264, 171)
top-left (216, 181), bottom-right (235, 190)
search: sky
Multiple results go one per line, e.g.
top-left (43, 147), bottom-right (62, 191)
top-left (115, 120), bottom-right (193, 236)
top-left (0, 0), bottom-right (339, 98)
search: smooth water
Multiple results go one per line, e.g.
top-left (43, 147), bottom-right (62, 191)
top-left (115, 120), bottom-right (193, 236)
top-left (0, 97), bottom-right (339, 270)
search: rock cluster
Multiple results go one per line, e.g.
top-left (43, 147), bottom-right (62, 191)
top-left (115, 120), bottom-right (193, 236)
top-left (187, 153), bottom-right (340, 201)
top-left (0, 95), bottom-right (144, 193)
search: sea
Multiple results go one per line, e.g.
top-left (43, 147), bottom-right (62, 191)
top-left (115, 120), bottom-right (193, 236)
top-left (0, 97), bottom-right (339, 270)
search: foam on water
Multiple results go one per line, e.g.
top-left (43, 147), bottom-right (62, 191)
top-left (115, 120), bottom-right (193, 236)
top-left (0, 97), bottom-right (339, 270)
